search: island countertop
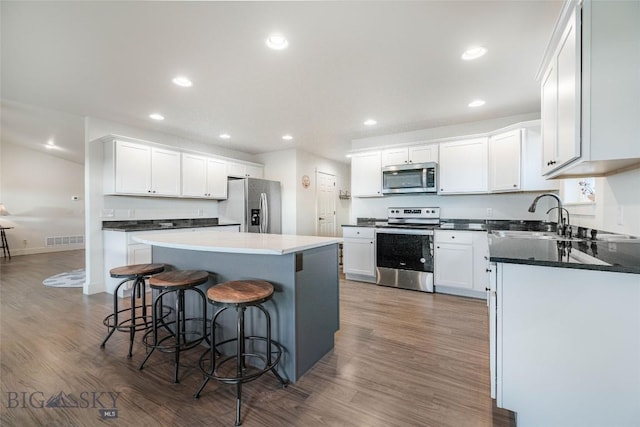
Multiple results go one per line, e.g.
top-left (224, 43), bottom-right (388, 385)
top-left (134, 231), bottom-right (342, 255)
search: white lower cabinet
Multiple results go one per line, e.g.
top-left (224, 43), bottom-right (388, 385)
top-left (491, 262), bottom-right (640, 426)
top-left (434, 230), bottom-right (488, 298)
top-left (342, 227), bottom-right (376, 282)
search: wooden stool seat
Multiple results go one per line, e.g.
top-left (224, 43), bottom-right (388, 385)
top-left (149, 270), bottom-right (209, 290)
top-left (110, 263), bottom-right (165, 278)
top-left (207, 280), bottom-right (274, 304)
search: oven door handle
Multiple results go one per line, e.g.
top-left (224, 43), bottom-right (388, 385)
top-left (375, 228), bottom-right (433, 236)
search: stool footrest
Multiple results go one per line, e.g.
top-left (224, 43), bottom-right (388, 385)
top-left (197, 336), bottom-right (285, 384)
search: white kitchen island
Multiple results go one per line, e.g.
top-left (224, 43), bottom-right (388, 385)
top-left (135, 231), bottom-right (342, 383)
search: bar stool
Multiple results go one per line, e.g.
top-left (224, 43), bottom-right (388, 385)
top-left (139, 270), bottom-right (210, 383)
top-left (194, 280), bottom-right (288, 426)
top-left (100, 263), bottom-right (165, 357)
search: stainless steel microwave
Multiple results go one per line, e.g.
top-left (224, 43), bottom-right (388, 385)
top-left (382, 162), bottom-right (437, 194)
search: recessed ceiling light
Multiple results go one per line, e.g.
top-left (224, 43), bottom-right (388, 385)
top-left (468, 99), bottom-right (486, 107)
top-left (45, 139), bottom-right (60, 150)
top-left (462, 46), bottom-right (487, 61)
top-left (219, 133), bottom-right (231, 139)
top-left (149, 113), bottom-right (165, 121)
top-left (364, 119), bottom-right (377, 126)
top-left (345, 154), bottom-right (353, 158)
top-left (172, 76), bottom-right (193, 87)
top-left (266, 33), bottom-right (288, 50)
top-left (282, 134), bottom-right (293, 141)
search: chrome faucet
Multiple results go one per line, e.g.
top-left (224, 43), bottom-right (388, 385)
top-left (528, 193), bottom-right (564, 235)
top-left (547, 207), bottom-right (571, 237)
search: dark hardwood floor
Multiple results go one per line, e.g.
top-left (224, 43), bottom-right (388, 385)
top-left (0, 250), bottom-right (514, 426)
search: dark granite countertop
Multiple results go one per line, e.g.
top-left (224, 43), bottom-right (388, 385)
top-left (343, 218), bottom-right (640, 274)
top-left (102, 218), bottom-right (240, 232)
top-left (489, 236), bottom-right (640, 274)
top-left (343, 218), bottom-right (558, 232)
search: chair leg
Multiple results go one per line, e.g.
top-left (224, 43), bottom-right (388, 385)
top-left (128, 276), bottom-right (143, 358)
top-left (235, 306), bottom-right (245, 425)
top-left (139, 290), bottom-right (161, 370)
top-left (100, 277), bottom-right (129, 349)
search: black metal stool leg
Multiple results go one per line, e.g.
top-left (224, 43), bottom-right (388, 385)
top-left (101, 277), bottom-right (130, 349)
top-left (235, 305), bottom-right (245, 426)
top-left (100, 284), bottom-right (121, 348)
top-left (139, 289), bottom-right (163, 370)
top-left (127, 276), bottom-right (143, 358)
top-left (260, 305), bottom-right (288, 387)
top-left (195, 305), bottom-right (227, 399)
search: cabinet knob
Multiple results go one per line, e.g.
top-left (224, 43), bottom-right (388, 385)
top-left (513, 184), bottom-right (517, 187)
top-left (451, 236), bottom-right (455, 239)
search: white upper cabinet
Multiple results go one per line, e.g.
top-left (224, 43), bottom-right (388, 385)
top-left (409, 144), bottom-right (439, 164)
top-left (102, 136), bottom-right (260, 199)
top-left (227, 162), bottom-right (264, 178)
top-left (181, 154), bottom-right (228, 199)
top-left (438, 138), bottom-right (488, 194)
top-left (112, 140), bottom-right (151, 194)
top-left (381, 144), bottom-right (438, 166)
top-left (151, 147), bottom-right (182, 196)
top-left (541, 5), bottom-right (581, 175)
top-left (381, 147), bottom-right (409, 166)
top-left (351, 151), bottom-right (382, 197)
top-left (539, 0), bottom-right (640, 177)
top-left (105, 140), bottom-right (180, 196)
top-left (489, 130), bottom-right (521, 192)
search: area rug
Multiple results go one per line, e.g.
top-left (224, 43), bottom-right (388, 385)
top-left (43, 269), bottom-right (85, 288)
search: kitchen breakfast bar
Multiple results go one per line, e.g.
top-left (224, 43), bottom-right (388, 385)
top-left (134, 231), bottom-right (342, 383)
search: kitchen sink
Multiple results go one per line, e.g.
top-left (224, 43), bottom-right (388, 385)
top-left (491, 230), bottom-right (585, 242)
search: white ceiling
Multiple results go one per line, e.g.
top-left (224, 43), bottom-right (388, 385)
top-left (1, 1), bottom-right (562, 165)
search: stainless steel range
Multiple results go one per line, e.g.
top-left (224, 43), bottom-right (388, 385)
top-left (375, 207), bottom-right (440, 292)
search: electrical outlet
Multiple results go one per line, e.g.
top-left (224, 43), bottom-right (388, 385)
top-left (23, 239), bottom-right (27, 246)
top-left (486, 208), bottom-right (493, 218)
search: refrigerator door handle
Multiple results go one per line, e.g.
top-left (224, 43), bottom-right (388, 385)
top-left (260, 192), bottom-right (268, 233)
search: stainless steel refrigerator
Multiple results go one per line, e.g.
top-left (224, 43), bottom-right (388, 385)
top-left (218, 178), bottom-right (282, 233)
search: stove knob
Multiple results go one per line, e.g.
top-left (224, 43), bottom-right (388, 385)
top-left (420, 258), bottom-right (426, 264)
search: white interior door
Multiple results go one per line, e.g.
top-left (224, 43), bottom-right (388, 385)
top-left (316, 171), bottom-right (336, 237)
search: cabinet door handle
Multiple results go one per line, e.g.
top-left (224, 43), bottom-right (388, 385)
top-left (486, 268), bottom-right (492, 272)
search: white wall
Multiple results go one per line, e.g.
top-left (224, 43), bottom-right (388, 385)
top-left (257, 149), bottom-right (297, 235)
top-left (352, 192), bottom-right (553, 222)
top-left (0, 142), bottom-right (85, 255)
top-left (564, 168), bottom-right (640, 237)
top-left (257, 148), bottom-right (351, 237)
